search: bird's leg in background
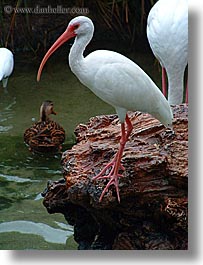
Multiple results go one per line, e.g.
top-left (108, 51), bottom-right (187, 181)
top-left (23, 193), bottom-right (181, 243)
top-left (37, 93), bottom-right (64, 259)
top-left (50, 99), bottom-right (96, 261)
top-left (93, 114), bottom-right (133, 202)
top-left (2, 78), bottom-right (8, 89)
top-left (185, 79), bottom-right (188, 103)
top-left (162, 67), bottom-right (167, 97)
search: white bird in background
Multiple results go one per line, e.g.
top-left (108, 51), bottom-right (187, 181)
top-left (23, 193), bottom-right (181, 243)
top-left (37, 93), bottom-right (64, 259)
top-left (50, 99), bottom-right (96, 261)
top-left (37, 16), bottom-right (173, 202)
top-left (147, 0), bottom-right (188, 105)
top-left (0, 47), bottom-right (14, 89)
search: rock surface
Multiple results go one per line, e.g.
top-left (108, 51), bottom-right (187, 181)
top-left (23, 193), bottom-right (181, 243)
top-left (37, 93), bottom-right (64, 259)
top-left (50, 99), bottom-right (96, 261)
top-left (42, 104), bottom-right (188, 250)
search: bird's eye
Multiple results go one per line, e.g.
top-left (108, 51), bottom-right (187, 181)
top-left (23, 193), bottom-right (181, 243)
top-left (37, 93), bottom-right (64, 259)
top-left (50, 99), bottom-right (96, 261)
top-left (74, 24), bottom-right (79, 30)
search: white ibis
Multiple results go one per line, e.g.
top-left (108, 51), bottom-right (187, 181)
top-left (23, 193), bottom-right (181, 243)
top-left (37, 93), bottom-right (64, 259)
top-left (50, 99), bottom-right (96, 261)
top-left (37, 16), bottom-right (173, 202)
top-left (0, 47), bottom-right (14, 89)
top-left (147, 0), bottom-right (188, 105)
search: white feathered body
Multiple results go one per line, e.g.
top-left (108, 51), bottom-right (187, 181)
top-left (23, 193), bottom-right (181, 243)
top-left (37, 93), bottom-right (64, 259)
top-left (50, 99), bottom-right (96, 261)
top-left (70, 47), bottom-right (172, 127)
top-left (147, 0), bottom-right (188, 105)
top-left (0, 47), bottom-right (14, 88)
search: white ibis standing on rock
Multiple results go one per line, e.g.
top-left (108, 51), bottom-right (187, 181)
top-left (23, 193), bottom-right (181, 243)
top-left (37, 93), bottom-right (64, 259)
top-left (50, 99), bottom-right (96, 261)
top-left (37, 16), bottom-right (173, 202)
top-left (0, 48), bottom-right (14, 89)
top-left (147, 0), bottom-right (188, 105)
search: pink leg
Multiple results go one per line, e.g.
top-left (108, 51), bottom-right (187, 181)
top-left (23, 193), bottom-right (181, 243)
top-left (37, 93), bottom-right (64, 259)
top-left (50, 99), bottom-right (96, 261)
top-left (162, 67), bottom-right (167, 97)
top-left (185, 78), bottom-right (188, 103)
top-left (92, 114), bottom-right (133, 202)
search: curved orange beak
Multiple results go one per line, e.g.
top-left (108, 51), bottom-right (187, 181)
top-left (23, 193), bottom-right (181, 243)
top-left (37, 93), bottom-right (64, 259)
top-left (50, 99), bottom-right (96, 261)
top-left (37, 26), bottom-right (76, 82)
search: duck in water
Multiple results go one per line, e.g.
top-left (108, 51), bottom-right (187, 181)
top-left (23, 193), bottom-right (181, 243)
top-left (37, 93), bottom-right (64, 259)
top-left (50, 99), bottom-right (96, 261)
top-left (24, 100), bottom-right (65, 154)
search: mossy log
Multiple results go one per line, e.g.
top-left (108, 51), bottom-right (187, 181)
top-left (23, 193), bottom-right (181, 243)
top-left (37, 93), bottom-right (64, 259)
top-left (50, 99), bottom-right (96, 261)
top-left (42, 104), bottom-right (188, 250)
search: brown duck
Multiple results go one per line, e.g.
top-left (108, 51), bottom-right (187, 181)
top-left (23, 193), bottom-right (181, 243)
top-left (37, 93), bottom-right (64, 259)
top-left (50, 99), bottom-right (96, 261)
top-left (24, 100), bottom-right (65, 154)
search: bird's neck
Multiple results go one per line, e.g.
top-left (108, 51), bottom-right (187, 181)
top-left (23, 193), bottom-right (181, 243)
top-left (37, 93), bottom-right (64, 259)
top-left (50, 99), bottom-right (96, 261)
top-left (40, 109), bottom-right (49, 122)
top-left (168, 70), bottom-right (185, 105)
top-left (69, 32), bottom-right (92, 78)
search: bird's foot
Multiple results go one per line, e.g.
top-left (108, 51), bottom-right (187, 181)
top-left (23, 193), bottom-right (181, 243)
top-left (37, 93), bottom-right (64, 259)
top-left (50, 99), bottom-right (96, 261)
top-left (92, 157), bottom-right (124, 202)
top-left (93, 156), bottom-right (125, 180)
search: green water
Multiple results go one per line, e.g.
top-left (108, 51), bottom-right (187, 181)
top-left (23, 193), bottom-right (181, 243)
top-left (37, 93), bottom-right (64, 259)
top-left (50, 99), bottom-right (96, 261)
top-left (0, 50), bottom-right (159, 250)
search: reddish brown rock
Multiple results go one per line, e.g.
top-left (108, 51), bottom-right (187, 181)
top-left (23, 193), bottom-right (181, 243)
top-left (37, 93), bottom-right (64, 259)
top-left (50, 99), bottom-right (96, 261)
top-left (42, 104), bottom-right (188, 250)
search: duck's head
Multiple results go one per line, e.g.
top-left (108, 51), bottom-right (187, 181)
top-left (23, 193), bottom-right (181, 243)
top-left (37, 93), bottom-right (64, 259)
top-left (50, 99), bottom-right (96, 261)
top-left (40, 100), bottom-right (56, 122)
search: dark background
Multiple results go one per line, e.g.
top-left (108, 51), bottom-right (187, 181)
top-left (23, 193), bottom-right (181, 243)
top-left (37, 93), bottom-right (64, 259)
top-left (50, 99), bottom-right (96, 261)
top-left (0, 0), bottom-right (158, 58)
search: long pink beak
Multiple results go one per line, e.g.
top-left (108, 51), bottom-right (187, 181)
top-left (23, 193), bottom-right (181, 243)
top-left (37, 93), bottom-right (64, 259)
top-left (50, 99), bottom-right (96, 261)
top-left (37, 27), bottom-right (76, 82)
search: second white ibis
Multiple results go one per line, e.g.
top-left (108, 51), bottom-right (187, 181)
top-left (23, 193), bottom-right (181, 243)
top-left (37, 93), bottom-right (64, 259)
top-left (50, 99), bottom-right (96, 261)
top-left (0, 47), bottom-right (14, 89)
top-left (147, 0), bottom-right (188, 105)
top-left (37, 16), bottom-right (173, 202)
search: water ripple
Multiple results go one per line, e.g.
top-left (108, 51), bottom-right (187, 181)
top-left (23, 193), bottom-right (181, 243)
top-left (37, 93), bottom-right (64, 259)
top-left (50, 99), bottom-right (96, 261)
top-left (0, 125), bottom-right (13, 132)
top-left (0, 220), bottom-right (73, 244)
top-left (0, 96), bottom-right (16, 133)
top-left (0, 173), bottom-right (40, 183)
